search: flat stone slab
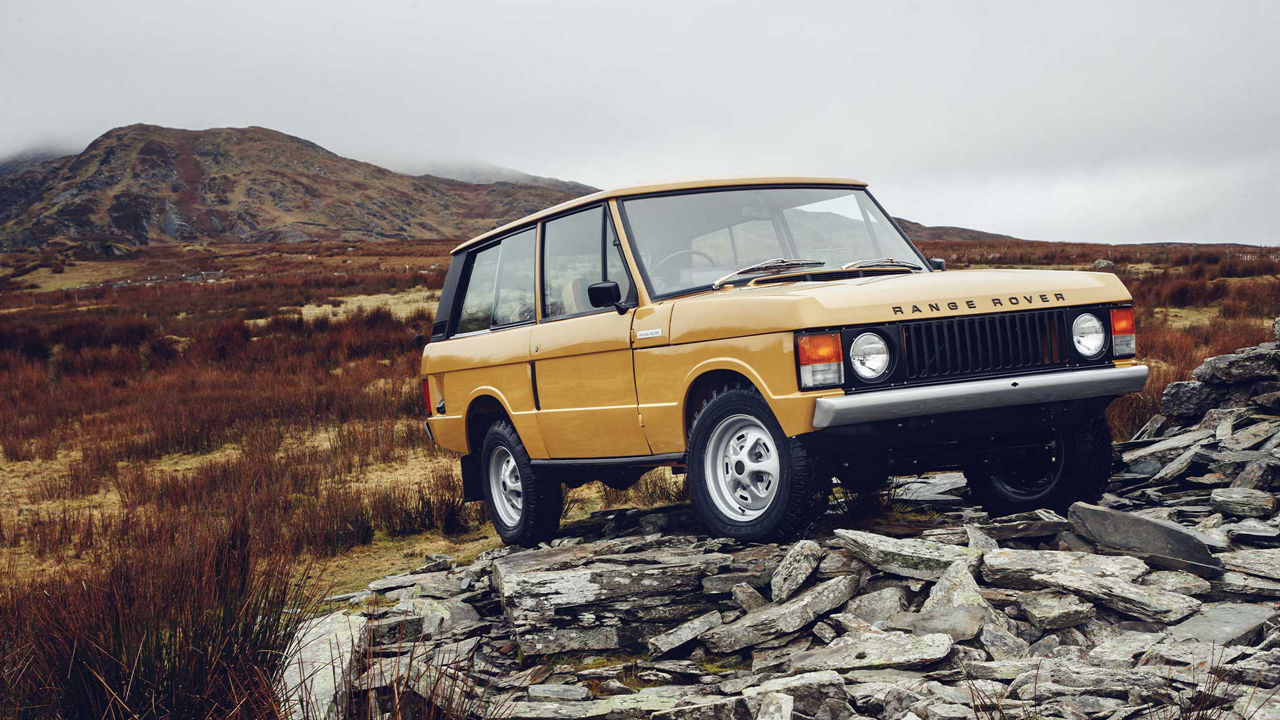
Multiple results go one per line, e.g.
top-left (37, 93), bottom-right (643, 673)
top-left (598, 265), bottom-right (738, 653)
top-left (1218, 548), bottom-right (1280, 581)
top-left (702, 576), bottom-right (858, 653)
top-left (1210, 487), bottom-right (1278, 518)
top-left (647, 610), bottom-right (721, 656)
top-left (787, 628), bottom-right (953, 672)
top-left (1017, 590), bottom-right (1096, 629)
top-left (981, 548), bottom-right (1149, 590)
top-left (834, 529), bottom-right (982, 580)
top-left (1168, 602), bottom-right (1278, 646)
top-left (1067, 502), bottom-right (1224, 577)
top-left (1031, 570), bottom-right (1200, 623)
top-left (280, 611), bottom-right (368, 720)
top-left (528, 685), bottom-right (593, 702)
top-left (921, 509), bottom-right (1072, 545)
top-left (770, 540), bottom-right (824, 602)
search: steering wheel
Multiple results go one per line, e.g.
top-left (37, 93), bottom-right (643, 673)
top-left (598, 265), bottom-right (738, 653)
top-left (650, 249), bottom-right (718, 281)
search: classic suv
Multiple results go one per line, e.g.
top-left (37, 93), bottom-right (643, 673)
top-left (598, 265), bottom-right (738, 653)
top-left (421, 178), bottom-right (1148, 546)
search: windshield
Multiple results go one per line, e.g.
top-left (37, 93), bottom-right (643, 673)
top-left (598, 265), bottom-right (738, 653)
top-left (619, 186), bottom-right (924, 297)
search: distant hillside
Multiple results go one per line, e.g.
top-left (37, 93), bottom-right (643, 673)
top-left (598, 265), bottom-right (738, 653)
top-left (415, 159), bottom-right (596, 196)
top-left (893, 217), bottom-right (1034, 245)
top-left (0, 125), bottom-right (593, 254)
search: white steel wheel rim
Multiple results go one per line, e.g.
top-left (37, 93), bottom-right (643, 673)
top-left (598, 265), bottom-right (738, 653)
top-left (704, 414), bottom-right (781, 521)
top-left (488, 446), bottom-right (523, 526)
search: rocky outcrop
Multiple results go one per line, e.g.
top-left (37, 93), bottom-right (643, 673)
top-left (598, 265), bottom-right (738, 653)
top-left (297, 333), bottom-right (1280, 719)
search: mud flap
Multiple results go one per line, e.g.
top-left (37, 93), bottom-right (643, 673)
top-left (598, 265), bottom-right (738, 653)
top-left (459, 453), bottom-right (483, 502)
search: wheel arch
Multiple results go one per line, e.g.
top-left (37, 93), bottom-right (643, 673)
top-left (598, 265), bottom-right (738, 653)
top-left (460, 393), bottom-right (513, 503)
top-left (682, 366), bottom-right (764, 442)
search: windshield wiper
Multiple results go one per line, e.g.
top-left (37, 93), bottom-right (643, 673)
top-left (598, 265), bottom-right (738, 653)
top-left (712, 258), bottom-right (826, 289)
top-left (841, 257), bottom-right (923, 271)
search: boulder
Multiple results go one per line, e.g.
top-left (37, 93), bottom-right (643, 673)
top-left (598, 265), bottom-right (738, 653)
top-left (770, 540), bottom-right (824, 602)
top-left (833, 529), bottom-right (982, 580)
top-left (1210, 487), bottom-right (1277, 518)
top-left (280, 611), bottom-right (368, 720)
top-left (1067, 502), bottom-right (1225, 577)
top-left (1192, 348), bottom-right (1280, 384)
top-left (1093, 259), bottom-right (1116, 271)
top-left (1030, 570), bottom-right (1200, 623)
top-left (1161, 381), bottom-right (1226, 419)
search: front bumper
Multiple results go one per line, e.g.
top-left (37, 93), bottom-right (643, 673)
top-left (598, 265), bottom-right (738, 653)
top-left (812, 365), bottom-right (1149, 428)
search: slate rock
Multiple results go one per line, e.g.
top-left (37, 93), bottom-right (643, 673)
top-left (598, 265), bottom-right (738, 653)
top-left (1192, 349), bottom-right (1280, 384)
top-left (1017, 590), bottom-right (1096, 630)
top-left (888, 607), bottom-right (987, 642)
top-left (841, 587), bottom-right (907, 626)
top-left (834, 529), bottom-right (982, 580)
top-left (755, 693), bottom-right (793, 720)
top-left (1161, 381), bottom-right (1226, 419)
top-left (647, 610), bottom-right (722, 657)
top-left (742, 671), bottom-right (848, 716)
top-left (1210, 487), bottom-right (1277, 518)
top-left (731, 582), bottom-right (769, 611)
top-left (528, 685), bottom-right (593, 702)
top-left (770, 540), bottom-right (825, 602)
top-left (788, 628), bottom-right (953, 672)
top-left (978, 623), bottom-right (1031, 661)
top-left (1223, 518), bottom-right (1280, 546)
top-left (1031, 570), bottom-right (1201, 623)
top-left (1085, 630), bottom-right (1165, 669)
top-left (1067, 502), bottom-right (1224, 577)
top-left (702, 576), bottom-right (858, 653)
top-left (1139, 570), bottom-right (1212, 596)
top-left (1218, 548), bottom-right (1280, 581)
top-left (1167, 602), bottom-right (1279, 646)
top-left (981, 548), bottom-right (1149, 590)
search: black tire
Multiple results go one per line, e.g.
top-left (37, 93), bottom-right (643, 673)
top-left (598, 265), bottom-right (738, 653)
top-left (480, 420), bottom-right (562, 547)
top-left (964, 416), bottom-right (1111, 516)
top-left (687, 383), bottom-right (826, 542)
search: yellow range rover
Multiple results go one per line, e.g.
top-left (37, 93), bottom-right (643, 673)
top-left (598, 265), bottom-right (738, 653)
top-left (421, 178), bottom-right (1148, 546)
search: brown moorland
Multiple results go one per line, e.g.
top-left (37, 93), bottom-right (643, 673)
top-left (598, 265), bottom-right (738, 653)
top-left (0, 228), bottom-right (1277, 716)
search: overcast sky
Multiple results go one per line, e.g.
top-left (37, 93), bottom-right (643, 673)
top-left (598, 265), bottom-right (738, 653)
top-left (3, 0), bottom-right (1278, 245)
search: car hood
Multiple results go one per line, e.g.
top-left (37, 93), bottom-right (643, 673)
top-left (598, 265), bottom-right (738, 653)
top-left (665, 269), bottom-right (1132, 344)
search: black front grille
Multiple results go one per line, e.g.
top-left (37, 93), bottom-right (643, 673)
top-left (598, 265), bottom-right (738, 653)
top-left (900, 309), bottom-right (1072, 381)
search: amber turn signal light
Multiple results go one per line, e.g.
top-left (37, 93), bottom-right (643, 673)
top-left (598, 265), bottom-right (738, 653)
top-left (1110, 307), bottom-right (1136, 357)
top-left (797, 333), bottom-right (844, 388)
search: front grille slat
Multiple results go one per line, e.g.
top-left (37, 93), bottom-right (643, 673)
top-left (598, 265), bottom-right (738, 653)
top-left (901, 308), bottom-right (1077, 382)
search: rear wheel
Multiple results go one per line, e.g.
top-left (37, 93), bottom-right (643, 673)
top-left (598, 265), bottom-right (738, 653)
top-left (688, 384), bottom-right (825, 541)
top-left (964, 417), bottom-right (1111, 515)
top-left (481, 420), bottom-right (561, 547)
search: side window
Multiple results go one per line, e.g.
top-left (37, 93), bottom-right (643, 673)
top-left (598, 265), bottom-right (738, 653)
top-left (543, 206), bottom-right (633, 319)
top-left (492, 228), bottom-right (536, 326)
top-left (456, 244), bottom-right (500, 334)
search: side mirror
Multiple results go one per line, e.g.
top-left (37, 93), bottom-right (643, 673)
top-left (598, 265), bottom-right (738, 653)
top-left (587, 280), bottom-right (626, 314)
top-left (929, 258), bottom-right (947, 271)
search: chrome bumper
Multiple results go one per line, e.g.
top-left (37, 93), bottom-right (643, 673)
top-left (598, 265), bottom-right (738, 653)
top-left (812, 365), bottom-right (1149, 428)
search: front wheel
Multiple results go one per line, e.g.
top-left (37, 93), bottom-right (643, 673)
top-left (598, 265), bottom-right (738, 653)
top-left (687, 384), bottom-right (826, 542)
top-left (481, 420), bottom-right (562, 547)
top-left (963, 418), bottom-right (1111, 516)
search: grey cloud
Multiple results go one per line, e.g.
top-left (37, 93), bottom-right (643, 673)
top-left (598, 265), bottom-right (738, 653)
top-left (1, 0), bottom-right (1276, 244)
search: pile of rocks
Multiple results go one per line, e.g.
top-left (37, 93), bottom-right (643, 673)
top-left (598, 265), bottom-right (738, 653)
top-left (281, 329), bottom-right (1280, 720)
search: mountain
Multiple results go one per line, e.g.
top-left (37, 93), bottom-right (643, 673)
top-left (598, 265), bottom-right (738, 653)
top-left (414, 159), bottom-right (595, 196)
top-left (0, 125), bottom-right (594, 254)
top-left (893, 217), bottom-right (1034, 244)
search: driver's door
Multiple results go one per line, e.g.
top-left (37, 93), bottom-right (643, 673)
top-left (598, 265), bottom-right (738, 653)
top-left (530, 205), bottom-right (650, 458)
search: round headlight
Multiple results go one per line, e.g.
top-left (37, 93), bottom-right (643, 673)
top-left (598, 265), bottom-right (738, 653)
top-left (1072, 313), bottom-right (1106, 358)
top-left (850, 332), bottom-right (891, 380)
